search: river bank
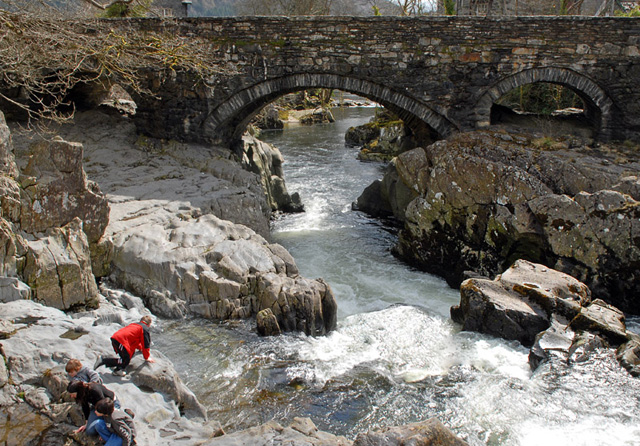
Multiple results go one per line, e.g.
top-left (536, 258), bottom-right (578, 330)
top-left (2, 104), bottom-right (640, 445)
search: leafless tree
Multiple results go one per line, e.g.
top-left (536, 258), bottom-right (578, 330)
top-left (0, 3), bottom-right (237, 128)
top-left (385, 0), bottom-right (438, 15)
top-left (237, 0), bottom-right (334, 16)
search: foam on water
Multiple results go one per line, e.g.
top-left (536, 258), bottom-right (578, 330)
top-left (155, 105), bottom-right (640, 444)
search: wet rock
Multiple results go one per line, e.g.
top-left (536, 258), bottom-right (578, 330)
top-left (570, 299), bottom-right (628, 345)
top-left (452, 260), bottom-right (593, 347)
top-left (567, 331), bottom-right (607, 363)
top-left (364, 130), bottom-right (640, 314)
top-left (345, 121), bottom-right (380, 146)
top-left (454, 273), bottom-right (549, 347)
top-left (240, 135), bottom-right (303, 213)
top-left (529, 316), bottom-right (575, 370)
top-left (299, 108), bottom-right (334, 125)
top-left (617, 338), bottom-right (640, 377)
top-left (352, 418), bottom-right (468, 446)
top-left (201, 417), bottom-right (351, 446)
top-left (256, 308), bottom-right (281, 336)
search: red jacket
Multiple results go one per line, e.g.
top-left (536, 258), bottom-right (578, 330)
top-left (111, 321), bottom-right (151, 360)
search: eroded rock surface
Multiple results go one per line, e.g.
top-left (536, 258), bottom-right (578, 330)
top-left (359, 130), bottom-right (640, 313)
top-left (452, 260), bottom-right (636, 372)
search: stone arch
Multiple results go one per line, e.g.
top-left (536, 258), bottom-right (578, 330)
top-left (474, 67), bottom-right (615, 140)
top-left (203, 73), bottom-right (458, 143)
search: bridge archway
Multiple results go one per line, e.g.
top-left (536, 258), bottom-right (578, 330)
top-left (203, 73), bottom-right (458, 144)
top-left (475, 68), bottom-right (615, 140)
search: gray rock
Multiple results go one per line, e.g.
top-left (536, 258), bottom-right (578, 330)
top-left (352, 418), bottom-right (468, 446)
top-left (454, 273), bottom-right (549, 347)
top-left (19, 137), bottom-right (109, 244)
top-left (202, 417), bottom-right (351, 446)
top-left (0, 276), bottom-right (31, 302)
top-left (617, 338), bottom-right (640, 377)
top-left (529, 316), bottom-right (575, 370)
top-left (256, 308), bottom-right (281, 336)
top-left (240, 135), bottom-right (303, 213)
top-left (571, 299), bottom-right (628, 345)
top-left (22, 218), bottom-right (99, 310)
top-left (365, 130), bottom-right (640, 314)
top-left (127, 353), bottom-right (207, 420)
top-left (452, 260), bottom-right (594, 346)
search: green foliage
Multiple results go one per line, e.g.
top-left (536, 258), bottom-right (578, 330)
top-left (616, 6), bottom-right (640, 17)
top-left (372, 5), bottom-right (381, 16)
top-left (103, 0), bottom-right (152, 18)
top-left (443, 0), bottom-right (456, 15)
top-left (497, 83), bottom-right (583, 115)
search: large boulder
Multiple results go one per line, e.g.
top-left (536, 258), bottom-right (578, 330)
top-left (362, 130), bottom-right (640, 313)
top-left (19, 137), bottom-right (110, 244)
top-left (452, 260), bottom-right (592, 346)
top-left (0, 111), bottom-right (18, 178)
top-left (240, 135), bottom-right (303, 213)
top-left (452, 260), bottom-right (636, 372)
top-left (21, 218), bottom-right (99, 310)
top-left (110, 213), bottom-right (337, 336)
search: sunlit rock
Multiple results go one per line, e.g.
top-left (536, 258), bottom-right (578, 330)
top-left (22, 218), bottom-right (99, 310)
top-left (19, 137), bottom-right (109, 244)
top-left (352, 418), bottom-right (468, 446)
top-left (360, 130), bottom-right (640, 314)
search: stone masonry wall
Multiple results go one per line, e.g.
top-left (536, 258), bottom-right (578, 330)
top-left (99, 17), bottom-right (640, 144)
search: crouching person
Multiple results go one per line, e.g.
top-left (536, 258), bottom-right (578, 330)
top-left (94, 398), bottom-right (136, 446)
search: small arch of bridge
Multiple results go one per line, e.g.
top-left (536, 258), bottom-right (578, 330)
top-left (475, 67), bottom-right (615, 140)
top-left (203, 73), bottom-right (459, 144)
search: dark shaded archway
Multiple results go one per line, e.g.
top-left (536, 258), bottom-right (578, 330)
top-left (474, 68), bottom-right (615, 140)
top-left (203, 73), bottom-right (458, 145)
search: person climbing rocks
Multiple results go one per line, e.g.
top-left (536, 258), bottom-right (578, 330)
top-left (93, 397), bottom-right (137, 446)
top-left (94, 315), bottom-right (155, 376)
top-left (66, 358), bottom-right (103, 384)
top-left (67, 380), bottom-right (120, 435)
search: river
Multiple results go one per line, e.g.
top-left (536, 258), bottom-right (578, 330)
top-left (156, 105), bottom-right (640, 445)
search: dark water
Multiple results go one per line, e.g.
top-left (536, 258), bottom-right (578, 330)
top-left (156, 106), bottom-right (640, 445)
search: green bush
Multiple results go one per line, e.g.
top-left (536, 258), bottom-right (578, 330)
top-left (497, 83), bottom-right (583, 115)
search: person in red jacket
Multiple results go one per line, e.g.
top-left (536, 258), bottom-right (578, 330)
top-left (94, 315), bottom-right (155, 376)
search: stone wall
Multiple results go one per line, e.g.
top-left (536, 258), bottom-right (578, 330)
top-left (100, 16), bottom-right (640, 145)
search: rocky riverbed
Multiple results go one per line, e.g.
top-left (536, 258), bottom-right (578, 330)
top-left (0, 108), bottom-right (470, 445)
top-left (356, 129), bottom-right (640, 315)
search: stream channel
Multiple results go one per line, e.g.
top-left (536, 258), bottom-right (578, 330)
top-left (155, 104), bottom-right (640, 446)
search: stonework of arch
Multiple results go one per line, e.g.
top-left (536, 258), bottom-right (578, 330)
top-left (123, 17), bottom-right (639, 145)
top-left (204, 73), bottom-right (458, 143)
top-left (475, 67), bottom-right (615, 139)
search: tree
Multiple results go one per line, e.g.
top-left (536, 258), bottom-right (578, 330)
top-left (236, 0), bottom-right (334, 16)
top-left (386, 0), bottom-right (437, 15)
top-left (82, 0), bottom-right (152, 17)
top-left (0, 3), bottom-right (236, 128)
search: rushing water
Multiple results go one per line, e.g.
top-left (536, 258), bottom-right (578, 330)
top-left (156, 106), bottom-right (640, 445)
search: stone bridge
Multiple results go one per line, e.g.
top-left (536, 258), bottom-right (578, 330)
top-left (121, 16), bottom-right (640, 145)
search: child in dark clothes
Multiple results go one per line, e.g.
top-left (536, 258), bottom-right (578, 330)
top-left (94, 398), bottom-right (136, 446)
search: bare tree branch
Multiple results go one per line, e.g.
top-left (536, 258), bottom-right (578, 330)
top-left (80, 0), bottom-right (136, 11)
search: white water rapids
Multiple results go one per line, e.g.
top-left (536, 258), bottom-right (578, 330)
top-left (156, 105), bottom-right (640, 445)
